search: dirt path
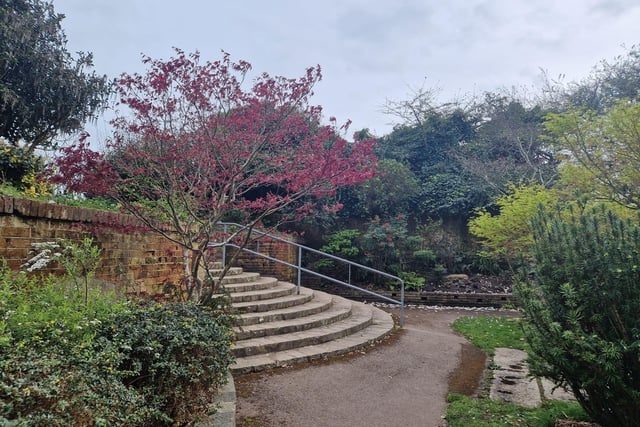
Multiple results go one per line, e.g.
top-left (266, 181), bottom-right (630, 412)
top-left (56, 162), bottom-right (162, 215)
top-left (235, 307), bottom-right (510, 427)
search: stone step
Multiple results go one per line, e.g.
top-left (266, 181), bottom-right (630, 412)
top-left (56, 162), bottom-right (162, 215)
top-left (232, 301), bottom-right (374, 358)
top-left (233, 296), bottom-right (353, 340)
top-left (231, 306), bottom-right (395, 374)
top-left (222, 276), bottom-right (279, 293)
top-left (228, 281), bottom-right (295, 303)
top-left (208, 266), bottom-right (244, 276)
top-left (236, 290), bottom-right (334, 326)
top-left (233, 287), bottom-right (314, 313)
top-left (218, 271), bottom-right (261, 285)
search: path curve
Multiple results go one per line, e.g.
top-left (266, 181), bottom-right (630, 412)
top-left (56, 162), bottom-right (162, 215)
top-left (235, 307), bottom-right (513, 427)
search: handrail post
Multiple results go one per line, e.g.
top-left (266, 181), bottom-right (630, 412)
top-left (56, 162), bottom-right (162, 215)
top-left (296, 246), bottom-right (302, 295)
top-left (400, 279), bottom-right (405, 327)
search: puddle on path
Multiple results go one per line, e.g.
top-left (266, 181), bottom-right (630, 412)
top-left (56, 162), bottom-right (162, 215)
top-left (447, 342), bottom-right (487, 396)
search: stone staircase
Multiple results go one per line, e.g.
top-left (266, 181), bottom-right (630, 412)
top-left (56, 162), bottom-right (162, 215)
top-left (215, 266), bottom-right (396, 374)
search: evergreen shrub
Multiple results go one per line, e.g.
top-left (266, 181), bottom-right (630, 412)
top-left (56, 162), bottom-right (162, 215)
top-left (516, 205), bottom-right (640, 427)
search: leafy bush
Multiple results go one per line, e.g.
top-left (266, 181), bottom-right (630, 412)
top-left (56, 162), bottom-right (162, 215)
top-left (0, 264), bottom-right (234, 426)
top-left (0, 143), bottom-right (44, 191)
top-left (397, 271), bottom-right (425, 291)
top-left (516, 205), bottom-right (640, 427)
top-left (361, 216), bottom-right (407, 274)
top-left (95, 302), bottom-right (234, 425)
top-left (315, 229), bottom-right (361, 270)
top-left (0, 266), bottom-right (147, 425)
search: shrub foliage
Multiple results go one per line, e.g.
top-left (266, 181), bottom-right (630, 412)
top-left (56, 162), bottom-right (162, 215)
top-left (516, 205), bottom-right (640, 427)
top-left (0, 265), bottom-right (234, 426)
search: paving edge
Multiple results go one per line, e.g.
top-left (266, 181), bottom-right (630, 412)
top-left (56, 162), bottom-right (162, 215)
top-left (489, 348), bottom-right (575, 407)
top-left (196, 371), bottom-right (236, 427)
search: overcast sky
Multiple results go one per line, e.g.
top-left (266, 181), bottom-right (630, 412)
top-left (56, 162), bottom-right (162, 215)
top-left (53, 0), bottom-right (640, 141)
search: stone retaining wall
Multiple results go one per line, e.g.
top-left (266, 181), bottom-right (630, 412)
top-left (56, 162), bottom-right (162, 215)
top-left (330, 288), bottom-right (516, 308)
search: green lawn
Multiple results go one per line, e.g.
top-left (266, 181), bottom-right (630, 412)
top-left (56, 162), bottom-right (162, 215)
top-left (452, 314), bottom-right (527, 356)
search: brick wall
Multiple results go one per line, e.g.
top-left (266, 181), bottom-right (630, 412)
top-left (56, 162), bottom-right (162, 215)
top-left (0, 196), bottom-right (300, 293)
top-left (228, 236), bottom-right (298, 282)
top-left (0, 196), bottom-right (184, 294)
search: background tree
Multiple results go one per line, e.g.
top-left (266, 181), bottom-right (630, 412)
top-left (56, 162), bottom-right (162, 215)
top-left (54, 49), bottom-right (377, 302)
top-left (337, 159), bottom-right (419, 221)
top-left (542, 44), bottom-right (640, 112)
top-left (377, 102), bottom-right (485, 221)
top-left (0, 0), bottom-right (111, 152)
top-left (517, 205), bottom-right (640, 427)
top-left (545, 99), bottom-right (640, 210)
top-left (459, 93), bottom-right (558, 194)
top-left (468, 184), bottom-right (560, 268)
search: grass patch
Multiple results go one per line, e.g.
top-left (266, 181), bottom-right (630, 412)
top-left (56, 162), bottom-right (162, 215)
top-left (238, 416), bottom-right (268, 426)
top-left (448, 316), bottom-right (594, 426)
top-left (0, 183), bottom-right (24, 198)
top-left (445, 394), bottom-right (590, 427)
top-left (452, 315), bottom-right (527, 356)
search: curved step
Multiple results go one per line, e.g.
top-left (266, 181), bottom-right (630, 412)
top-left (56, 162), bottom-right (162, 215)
top-left (218, 271), bottom-right (261, 285)
top-left (231, 306), bottom-right (395, 374)
top-left (232, 301), bottom-right (374, 358)
top-left (236, 290), bottom-right (334, 326)
top-left (233, 296), bottom-right (353, 340)
top-left (222, 276), bottom-right (279, 293)
top-left (209, 266), bottom-right (244, 276)
top-left (229, 281), bottom-right (295, 303)
top-left (233, 287), bottom-right (314, 313)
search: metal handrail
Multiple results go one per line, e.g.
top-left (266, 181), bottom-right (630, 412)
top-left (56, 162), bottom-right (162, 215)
top-left (210, 222), bottom-right (405, 327)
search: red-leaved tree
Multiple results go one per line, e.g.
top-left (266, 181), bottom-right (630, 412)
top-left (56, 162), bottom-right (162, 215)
top-left (53, 49), bottom-right (377, 301)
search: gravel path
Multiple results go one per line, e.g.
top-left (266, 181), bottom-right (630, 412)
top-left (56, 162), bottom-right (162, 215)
top-left (234, 307), bottom-right (514, 427)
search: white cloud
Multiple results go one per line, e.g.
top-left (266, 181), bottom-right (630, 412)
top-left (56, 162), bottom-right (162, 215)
top-left (53, 0), bottom-right (640, 137)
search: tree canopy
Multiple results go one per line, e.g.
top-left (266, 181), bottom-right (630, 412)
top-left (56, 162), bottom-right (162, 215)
top-left (0, 0), bottom-right (111, 151)
top-left (53, 49), bottom-right (377, 301)
top-left (553, 44), bottom-right (640, 112)
top-left (377, 101), bottom-right (485, 220)
top-left (545, 99), bottom-right (640, 210)
top-left (460, 93), bottom-right (558, 193)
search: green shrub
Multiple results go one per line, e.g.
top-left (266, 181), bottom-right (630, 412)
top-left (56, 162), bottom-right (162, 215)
top-left (0, 265), bottom-right (234, 426)
top-left (0, 266), bottom-right (147, 425)
top-left (516, 205), bottom-right (640, 427)
top-left (397, 271), bottom-right (425, 291)
top-left (0, 143), bottom-right (47, 192)
top-left (1, 344), bottom-right (151, 426)
top-left (315, 229), bottom-right (361, 270)
top-left (95, 302), bottom-right (234, 425)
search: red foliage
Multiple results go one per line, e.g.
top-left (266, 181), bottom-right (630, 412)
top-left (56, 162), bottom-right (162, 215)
top-left (53, 49), bottom-right (377, 292)
top-left (56, 49), bottom-right (375, 222)
top-left (51, 132), bottom-right (118, 197)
